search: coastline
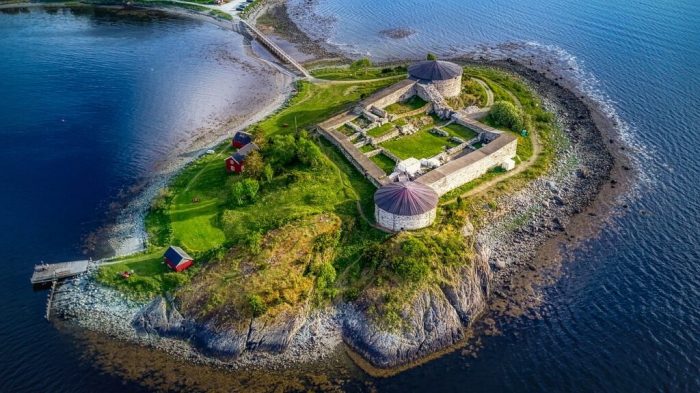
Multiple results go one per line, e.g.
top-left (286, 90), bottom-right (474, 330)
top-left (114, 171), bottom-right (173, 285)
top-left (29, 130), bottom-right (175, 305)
top-left (0, 2), bottom-right (297, 256)
top-left (36, 0), bottom-right (635, 378)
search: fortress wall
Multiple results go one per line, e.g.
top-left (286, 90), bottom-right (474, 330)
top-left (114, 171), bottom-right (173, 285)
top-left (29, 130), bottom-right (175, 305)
top-left (317, 126), bottom-right (388, 187)
top-left (376, 206), bottom-right (436, 231)
top-left (417, 134), bottom-right (517, 196)
top-left (360, 79), bottom-right (417, 110)
top-left (431, 76), bottom-right (462, 98)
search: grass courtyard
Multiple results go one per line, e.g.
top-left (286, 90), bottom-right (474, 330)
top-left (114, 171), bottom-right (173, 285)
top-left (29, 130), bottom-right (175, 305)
top-left (380, 129), bottom-right (459, 160)
top-left (366, 122), bottom-right (397, 138)
top-left (370, 152), bottom-right (397, 174)
top-left (385, 96), bottom-right (428, 115)
top-left (443, 123), bottom-right (478, 141)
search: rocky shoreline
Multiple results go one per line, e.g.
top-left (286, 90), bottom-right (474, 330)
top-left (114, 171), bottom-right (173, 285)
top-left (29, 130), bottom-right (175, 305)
top-left (52, 0), bottom-right (632, 376)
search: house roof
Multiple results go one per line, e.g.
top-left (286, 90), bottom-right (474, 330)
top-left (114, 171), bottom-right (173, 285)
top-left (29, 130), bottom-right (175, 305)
top-left (374, 181), bottom-right (438, 216)
top-left (164, 246), bottom-right (193, 265)
top-left (232, 142), bottom-right (259, 163)
top-left (233, 131), bottom-right (252, 145)
top-left (408, 60), bottom-right (463, 81)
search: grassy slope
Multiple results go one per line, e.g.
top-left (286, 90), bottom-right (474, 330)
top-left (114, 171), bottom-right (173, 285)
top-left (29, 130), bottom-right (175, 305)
top-left (98, 74), bottom-right (398, 300)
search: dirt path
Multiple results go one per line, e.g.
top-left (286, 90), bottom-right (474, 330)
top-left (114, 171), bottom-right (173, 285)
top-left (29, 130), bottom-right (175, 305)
top-left (472, 77), bottom-right (494, 107)
top-left (442, 129), bottom-right (541, 205)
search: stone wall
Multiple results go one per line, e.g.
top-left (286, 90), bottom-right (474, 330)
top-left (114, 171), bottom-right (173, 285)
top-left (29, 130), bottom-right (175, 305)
top-left (316, 126), bottom-right (389, 187)
top-left (359, 79), bottom-right (417, 110)
top-left (375, 206), bottom-right (436, 231)
top-left (415, 83), bottom-right (454, 119)
top-left (370, 129), bottom-right (401, 145)
top-left (416, 133), bottom-right (518, 196)
top-left (431, 76), bottom-right (462, 98)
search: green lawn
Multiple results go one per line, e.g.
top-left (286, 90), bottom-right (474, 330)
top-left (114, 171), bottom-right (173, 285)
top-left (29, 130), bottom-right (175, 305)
top-left (370, 153), bottom-right (397, 174)
top-left (366, 122), bottom-right (397, 138)
top-left (360, 144), bottom-right (377, 153)
top-left (385, 96), bottom-right (428, 115)
top-left (338, 124), bottom-right (357, 136)
top-left (96, 250), bottom-right (199, 300)
top-left (257, 77), bottom-right (402, 137)
top-left (381, 130), bottom-right (458, 160)
top-left (443, 123), bottom-right (478, 141)
top-left (311, 66), bottom-right (407, 81)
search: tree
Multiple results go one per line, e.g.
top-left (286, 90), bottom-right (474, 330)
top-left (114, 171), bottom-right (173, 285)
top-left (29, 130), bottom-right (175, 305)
top-left (426, 53), bottom-right (438, 61)
top-left (487, 101), bottom-right (524, 132)
top-left (264, 134), bottom-right (296, 167)
top-left (241, 178), bottom-right (259, 202)
top-left (350, 57), bottom-right (372, 76)
top-left (296, 137), bottom-right (322, 167)
top-left (244, 150), bottom-right (264, 179)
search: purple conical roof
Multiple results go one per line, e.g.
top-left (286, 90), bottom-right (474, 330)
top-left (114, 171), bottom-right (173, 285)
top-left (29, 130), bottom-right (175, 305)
top-left (408, 60), bottom-right (463, 81)
top-left (374, 181), bottom-right (438, 216)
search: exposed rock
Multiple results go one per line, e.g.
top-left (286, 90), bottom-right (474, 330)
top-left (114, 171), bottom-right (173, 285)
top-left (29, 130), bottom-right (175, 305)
top-left (342, 286), bottom-right (464, 368)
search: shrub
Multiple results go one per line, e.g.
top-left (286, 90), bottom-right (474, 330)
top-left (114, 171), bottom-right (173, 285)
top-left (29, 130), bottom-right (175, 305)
top-left (488, 101), bottom-right (524, 131)
top-left (263, 163), bottom-right (274, 183)
top-left (230, 181), bottom-right (246, 206)
top-left (350, 58), bottom-right (372, 76)
top-left (313, 262), bottom-right (337, 300)
top-left (426, 53), bottom-right (438, 61)
top-left (296, 137), bottom-right (322, 167)
top-left (247, 294), bottom-right (267, 317)
top-left (241, 178), bottom-right (259, 201)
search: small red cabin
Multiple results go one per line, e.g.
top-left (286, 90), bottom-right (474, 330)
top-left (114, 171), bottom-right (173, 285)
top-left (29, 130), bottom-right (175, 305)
top-left (232, 131), bottom-right (253, 149)
top-left (163, 246), bottom-right (194, 272)
top-left (225, 142), bottom-right (259, 174)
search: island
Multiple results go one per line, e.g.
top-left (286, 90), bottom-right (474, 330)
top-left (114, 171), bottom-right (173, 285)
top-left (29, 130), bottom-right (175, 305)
top-left (37, 0), bottom-right (619, 375)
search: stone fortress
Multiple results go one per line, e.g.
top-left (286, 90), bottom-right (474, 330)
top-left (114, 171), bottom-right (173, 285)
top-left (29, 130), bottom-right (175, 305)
top-left (317, 60), bottom-right (518, 231)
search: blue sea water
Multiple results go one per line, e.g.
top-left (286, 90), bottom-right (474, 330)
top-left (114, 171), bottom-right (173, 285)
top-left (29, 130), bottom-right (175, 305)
top-left (290, 0), bottom-right (700, 391)
top-left (0, 7), bottom-right (282, 392)
top-left (0, 0), bottom-right (699, 391)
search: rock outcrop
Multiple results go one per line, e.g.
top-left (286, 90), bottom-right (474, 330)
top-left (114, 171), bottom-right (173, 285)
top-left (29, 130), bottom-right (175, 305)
top-left (133, 296), bottom-right (308, 359)
top-left (341, 246), bottom-right (491, 368)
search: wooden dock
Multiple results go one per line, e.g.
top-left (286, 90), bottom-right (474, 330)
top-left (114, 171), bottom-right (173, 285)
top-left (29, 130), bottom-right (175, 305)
top-left (30, 260), bottom-right (90, 285)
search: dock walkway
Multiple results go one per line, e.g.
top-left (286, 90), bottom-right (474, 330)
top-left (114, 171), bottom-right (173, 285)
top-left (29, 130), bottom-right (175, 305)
top-left (30, 260), bottom-right (90, 285)
top-left (239, 20), bottom-right (311, 78)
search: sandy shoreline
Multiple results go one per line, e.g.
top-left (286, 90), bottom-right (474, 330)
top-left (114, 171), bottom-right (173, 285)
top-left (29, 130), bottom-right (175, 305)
top-left (23, 0), bottom-right (637, 382)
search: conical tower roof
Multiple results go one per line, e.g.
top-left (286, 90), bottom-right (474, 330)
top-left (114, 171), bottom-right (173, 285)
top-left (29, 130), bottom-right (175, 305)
top-left (408, 60), bottom-right (463, 81)
top-left (374, 181), bottom-right (438, 216)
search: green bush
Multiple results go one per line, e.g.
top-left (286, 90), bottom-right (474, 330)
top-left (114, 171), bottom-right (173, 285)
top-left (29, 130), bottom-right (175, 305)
top-left (247, 294), bottom-right (267, 317)
top-left (487, 101), bottom-right (524, 131)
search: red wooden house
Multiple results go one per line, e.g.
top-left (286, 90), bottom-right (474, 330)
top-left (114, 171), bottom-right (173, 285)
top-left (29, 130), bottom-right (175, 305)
top-left (231, 131), bottom-right (253, 149)
top-left (163, 246), bottom-right (194, 272)
top-left (225, 142), bottom-right (259, 174)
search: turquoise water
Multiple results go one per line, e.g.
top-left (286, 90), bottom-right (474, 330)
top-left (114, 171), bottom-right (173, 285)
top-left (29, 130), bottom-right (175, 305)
top-left (291, 0), bottom-right (700, 391)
